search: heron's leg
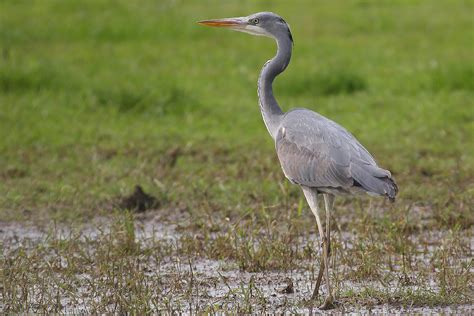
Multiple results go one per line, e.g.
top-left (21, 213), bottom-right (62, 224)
top-left (319, 193), bottom-right (335, 310)
top-left (301, 187), bottom-right (325, 301)
top-left (312, 257), bottom-right (325, 300)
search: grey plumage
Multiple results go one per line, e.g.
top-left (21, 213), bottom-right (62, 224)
top-left (276, 108), bottom-right (398, 200)
top-left (199, 11), bottom-right (398, 308)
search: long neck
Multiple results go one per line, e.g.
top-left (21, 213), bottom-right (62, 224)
top-left (257, 36), bottom-right (292, 139)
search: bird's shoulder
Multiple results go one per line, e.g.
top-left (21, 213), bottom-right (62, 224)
top-left (278, 108), bottom-right (356, 150)
top-left (276, 107), bottom-right (377, 167)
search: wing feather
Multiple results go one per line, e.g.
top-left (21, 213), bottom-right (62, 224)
top-left (275, 109), bottom-right (397, 199)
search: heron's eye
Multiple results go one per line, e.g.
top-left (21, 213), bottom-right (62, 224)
top-left (251, 18), bottom-right (259, 25)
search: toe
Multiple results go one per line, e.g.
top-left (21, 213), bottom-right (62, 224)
top-left (318, 296), bottom-right (335, 310)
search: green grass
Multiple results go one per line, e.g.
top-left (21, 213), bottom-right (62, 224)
top-left (0, 0), bottom-right (473, 312)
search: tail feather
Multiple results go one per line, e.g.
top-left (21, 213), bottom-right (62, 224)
top-left (380, 176), bottom-right (398, 202)
top-left (351, 163), bottom-right (398, 201)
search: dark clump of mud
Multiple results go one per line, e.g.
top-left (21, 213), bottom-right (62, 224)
top-left (119, 185), bottom-right (159, 212)
top-left (279, 278), bottom-right (294, 294)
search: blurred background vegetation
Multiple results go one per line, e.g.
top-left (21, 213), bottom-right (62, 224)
top-left (0, 0), bottom-right (472, 223)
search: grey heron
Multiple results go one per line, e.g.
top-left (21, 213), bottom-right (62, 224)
top-left (198, 12), bottom-right (398, 309)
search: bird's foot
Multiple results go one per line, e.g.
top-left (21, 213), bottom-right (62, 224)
top-left (318, 294), bottom-right (335, 310)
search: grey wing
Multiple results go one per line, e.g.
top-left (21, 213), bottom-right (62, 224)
top-left (275, 109), bottom-right (398, 200)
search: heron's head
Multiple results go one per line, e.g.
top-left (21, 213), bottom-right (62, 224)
top-left (198, 12), bottom-right (293, 43)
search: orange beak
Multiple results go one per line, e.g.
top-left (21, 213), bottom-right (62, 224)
top-left (198, 18), bottom-right (245, 28)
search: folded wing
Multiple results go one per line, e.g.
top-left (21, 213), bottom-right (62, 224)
top-left (275, 109), bottom-right (398, 200)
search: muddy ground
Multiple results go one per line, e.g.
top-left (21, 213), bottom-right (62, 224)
top-left (1, 214), bottom-right (472, 314)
